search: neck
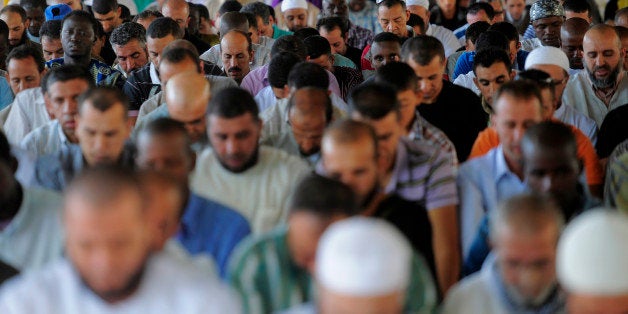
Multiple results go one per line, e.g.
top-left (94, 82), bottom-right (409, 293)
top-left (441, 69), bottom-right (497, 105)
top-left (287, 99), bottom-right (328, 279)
top-left (504, 155), bottom-right (524, 180)
top-left (0, 183), bottom-right (23, 221)
top-left (362, 191), bottom-right (387, 217)
top-left (65, 54), bottom-right (92, 67)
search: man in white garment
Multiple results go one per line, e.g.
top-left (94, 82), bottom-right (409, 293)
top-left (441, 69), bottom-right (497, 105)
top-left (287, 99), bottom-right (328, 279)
top-left (562, 24), bottom-right (628, 126)
top-left (443, 194), bottom-right (566, 313)
top-left (191, 87), bottom-right (310, 233)
top-left (0, 165), bottom-right (241, 313)
top-left (557, 209), bottom-right (628, 313)
top-left (405, 0), bottom-right (461, 57)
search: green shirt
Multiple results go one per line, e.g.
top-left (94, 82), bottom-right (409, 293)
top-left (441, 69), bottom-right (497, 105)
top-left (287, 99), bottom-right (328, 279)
top-left (228, 226), bottom-right (438, 314)
top-left (272, 25), bottom-right (293, 39)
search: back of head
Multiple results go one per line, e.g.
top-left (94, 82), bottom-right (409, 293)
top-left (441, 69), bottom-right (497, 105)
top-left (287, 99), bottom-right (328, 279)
top-left (219, 11), bottom-right (248, 35)
top-left (616, 7), bottom-right (628, 25)
top-left (304, 35), bottom-right (332, 59)
top-left (165, 71), bottom-right (209, 107)
top-left (373, 31), bottom-right (401, 46)
top-left (242, 12), bottom-right (257, 30)
top-left (146, 17), bottom-right (184, 39)
top-left (563, 0), bottom-right (589, 14)
top-left (270, 35), bottom-right (307, 59)
top-left (5, 44), bottom-right (45, 73)
top-left (78, 86), bottom-right (129, 118)
top-left (401, 35), bottom-right (444, 65)
top-left (466, 21), bottom-right (491, 45)
top-left (515, 68), bottom-right (555, 97)
top-left (20, 0), bottom-right (46, 10)
top-left (133, 10), bottom-right (163, 23)
top-left (521, 120), bottom-right (577, 158)
top-left (207, 87), bottom-right (259, 120)
top-left (557, 209), bottom-right (628, 295)
top-left (561, 17), bottom-right (590, 38)
top-left (160, 43), bottom-right (201, 70)
top-left (219, 0), bottom-right (243, 15)
top-left (65, 165), bottom-right (143, 212)
top-left (0, 19), bottom-right (8, 39)
top-left (287, 62), bottom-right (329, 89)
top-left (407, 14), bottom-right (426, 34)
top-left (268, 52), bottom-right (301, 88)
top-left (467, 2), bottom-right (495, 20)
top-left (316, 217), bottom-right (412, 298)
top-left (92, 0), bottom-right (118, 15)
top-left (63, 10), bottom-right (100, 38)
top-left (490, 193), bottom-right (564, 242)
top-left (475, 30), bottom-right (509, 52)
top-left (493, 80), bottom-right (543, 114)
top-left (110, 22), bottom-right (146, 47)
top-left (288, 87), bottom-right (333, 123)
top-left (323, 119), bottom-right (378, 154)
top-left (349, 82), bottom-right (399, 120)
top-left (316, 16), bottom-right (348, 37)
top-left (41, 64), bottom-right (94, 94)
top-left (136, 169), bottom-right (189, 222)
top-left (138, 117), bottom-right (192, 150)
top-left (489, 21), bottom-right (519, 42)
top-left (289, 173), bottom-right (359, 217)
top-left (241, 2), bottom-right (270, 24)
top-left (39, 20), bottom-right (62, 39)
top-left (473, 47), bottom-right (511, 74)
top-left (293, 27), bottom-right (320, 41)
top-left (374, 61), bottom-right (417, 91)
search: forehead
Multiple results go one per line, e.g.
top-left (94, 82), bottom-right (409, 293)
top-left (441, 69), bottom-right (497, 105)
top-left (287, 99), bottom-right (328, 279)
top-left (8, 56), bottom-right (38, 69)
top-left (523, 144), bottom-right (576, 164)
top-left (1, 11), bottom-right (24, 23)
top-left (63, 17), bottom-right (92, 29)
top-left (138, 132), bottom-right (188, 153)
top-left (322, 136), bottom-right (376, 161)
top-left (209, 112), bottom-right (257, 130)
top-left (583, 30), bottom-right (620, 50)
top-left (48, 78), bottom-right (90, 94)
top-left (285, 8), bottom-right (307, 16)
top-left (371, 41), bottom-right (400, 54)
top-left (378, 3), bottom-right (405, 16)
top-left (221, 34), bottom-right (248, 50)
top-left (533, 16), bottom-right (563, 25)
top-left (495, 94), bottom-right (541, 116)
top-left (476, 62), bottom-right (510, 78)
top-left (80, 101), bottom-right (126, 121)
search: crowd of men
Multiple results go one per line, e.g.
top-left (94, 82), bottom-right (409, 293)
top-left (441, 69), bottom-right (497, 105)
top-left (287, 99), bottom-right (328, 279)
top-left (0, 0), bottom-right (626, 311)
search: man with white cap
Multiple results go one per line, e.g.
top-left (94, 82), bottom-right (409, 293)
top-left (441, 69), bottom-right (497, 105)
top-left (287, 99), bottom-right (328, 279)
top-left (557, 209), bottom-right (628, 313)
top-left (443, 194), bottom-right (566, 314)
top-left (278, 0), bottom-right (316, 32)
top-left (406, 0), bottom-right (461, 58)
top-left (562, 24), bottom-right (628, 127)
top-left (520, 0), bottom-right (565, 52)
top-left (525, 45), bottom-right (599, 145)
top-left (314, 217), bottom-right (427, 314)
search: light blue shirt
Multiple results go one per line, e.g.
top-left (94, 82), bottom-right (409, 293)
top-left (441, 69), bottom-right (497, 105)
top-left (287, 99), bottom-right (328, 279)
top-left (457, 145), bottom-right (526, 258)
top-left (0, 187), bottom-right (64, 271)
top-left (20, 120), bottom-right (72, 157)
top-left (0, 76), bottom-right (13, 111)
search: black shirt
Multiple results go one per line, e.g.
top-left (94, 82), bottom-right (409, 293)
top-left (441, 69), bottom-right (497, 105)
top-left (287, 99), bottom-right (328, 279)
top-left (184, 31), bottom-right (212, 55)
top-left (343, 45), bottom-right (363, 71)
top-left (418, 80), bottom-right (488, 162)
top-left (373, 194), bottom-right (437, 283)
top-left (429, 6), bottom-right (466, 31)
top-left (596, 104), bottom-right (628, 158)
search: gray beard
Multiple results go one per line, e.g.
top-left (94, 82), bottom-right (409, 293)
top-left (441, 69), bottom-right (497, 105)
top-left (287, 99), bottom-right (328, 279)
top-left (504, 281), bottom-right (558, 309)
top-left (587, 64), bottom-right (621, 89)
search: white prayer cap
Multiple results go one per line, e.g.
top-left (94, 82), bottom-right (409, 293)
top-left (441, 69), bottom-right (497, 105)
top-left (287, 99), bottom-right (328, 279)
top-left (405, 0), bottom-right (429, 9)
top-left (557, 209), bottom-right (628, 295)
top-left (525, 46), bottom-right (570, 73)
top-left (281, 0), bottom-right (308, 12)
top-left (316, 217), bottom-right (412, 296)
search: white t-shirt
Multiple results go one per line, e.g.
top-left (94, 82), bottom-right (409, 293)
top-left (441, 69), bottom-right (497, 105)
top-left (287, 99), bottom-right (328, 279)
top-left (191, 146), bottom-right (310, 234)
top-left (0, 252), bottom-right (241, 313)
top-left (3, 87), bottom-right (50, 145)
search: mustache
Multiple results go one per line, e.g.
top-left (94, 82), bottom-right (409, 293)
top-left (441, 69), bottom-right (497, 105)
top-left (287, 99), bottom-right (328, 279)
top-left (593, 65), bottom-right (611, 72)
top-left (228, 66), bottom-right (242, 73)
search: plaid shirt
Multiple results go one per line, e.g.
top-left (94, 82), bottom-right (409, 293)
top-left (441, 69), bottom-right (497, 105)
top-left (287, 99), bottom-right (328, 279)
top-left (348, 1), bottom-right (382, 34)
top-left (347, 21), bottom-right (374, 51)
top-left (408, 114), bottom-right (459, 168)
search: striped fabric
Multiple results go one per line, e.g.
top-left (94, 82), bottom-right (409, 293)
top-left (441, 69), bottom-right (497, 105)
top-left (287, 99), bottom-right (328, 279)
top-left (384, 138), bottom-right (459, 211)
top-left (228, 226), bottom-right (438, 314)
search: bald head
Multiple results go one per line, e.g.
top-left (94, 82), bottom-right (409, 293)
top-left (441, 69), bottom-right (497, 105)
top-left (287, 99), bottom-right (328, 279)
top-left (584, 24), bottom-right (622, 50)
top-left (561, 18), bottom-right (589, 69)
top-left (322, 119), bottom-right (377, 157)
top-left (287, 88), bottom-right (332, 156)
top-left (161, 0), bottom-right (189, 30)
top-left (164, 39), bottom-right (199, 55)
top-left (165, 72), bottom-right (210, 143)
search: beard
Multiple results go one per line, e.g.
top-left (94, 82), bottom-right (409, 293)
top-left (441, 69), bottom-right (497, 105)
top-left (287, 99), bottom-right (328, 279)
top-left (587, 63), bottom-right (621, 89)
top-left (359, 181), bottom-right (380, 209)
top-left (505, 281), bottom-right (558, 309)
top-left (77, 257), bottom-right (148, 303)
top-left (218, 145), bottom-right (259, 173)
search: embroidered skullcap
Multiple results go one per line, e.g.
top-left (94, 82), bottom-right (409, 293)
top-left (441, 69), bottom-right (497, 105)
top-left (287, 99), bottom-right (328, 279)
top-left (530, 0), bottom-right (565, 21)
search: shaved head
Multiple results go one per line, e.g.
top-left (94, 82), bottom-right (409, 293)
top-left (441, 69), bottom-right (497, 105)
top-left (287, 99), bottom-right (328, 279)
top-left (165, 72), bottom-right (210, 143)
top-left (288, 87), bottom-right (332, 156)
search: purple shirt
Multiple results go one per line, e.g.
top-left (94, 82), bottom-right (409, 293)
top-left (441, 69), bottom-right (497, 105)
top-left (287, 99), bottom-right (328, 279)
top-left (240, 64), bottom-right (342, 97)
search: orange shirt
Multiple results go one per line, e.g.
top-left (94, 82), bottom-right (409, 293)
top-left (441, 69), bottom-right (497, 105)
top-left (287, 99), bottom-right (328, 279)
top-left (468, 123), bottom-right (603, 185)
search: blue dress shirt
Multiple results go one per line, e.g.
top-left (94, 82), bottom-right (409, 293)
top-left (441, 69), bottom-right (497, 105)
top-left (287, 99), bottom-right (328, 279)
top-left (177, 193), bottom-right (251, 279)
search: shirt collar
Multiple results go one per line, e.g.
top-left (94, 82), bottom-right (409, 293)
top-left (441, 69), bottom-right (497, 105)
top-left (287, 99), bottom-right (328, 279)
top-left (149, 63), bottom-right (161, 85)
top-left (494, 145), bottom-right (520, 184)
top-left (383, 140), bottom-right (408, 194)
top-left (54, 120), bottom-right (71, 146)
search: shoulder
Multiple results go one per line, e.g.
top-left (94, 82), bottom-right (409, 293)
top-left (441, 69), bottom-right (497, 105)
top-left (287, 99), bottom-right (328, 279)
top-left (441, 272), bottom-right (492, 313)
top-left (459, 148), bottom-right (497, 176)
top-left (0, 260), bottom-right (72, 310)
top-left (188, 193), bottom-right (250, 226)
top-left (260, 146), bottom-right (309, 170)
